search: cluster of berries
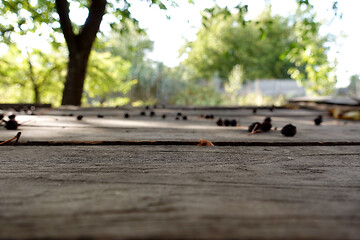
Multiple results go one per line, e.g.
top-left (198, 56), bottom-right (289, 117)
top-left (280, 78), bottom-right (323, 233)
top-left (248, 117), bottom-right (272, 133)
top-left (248, 117), bottom-right (297, 137)
top-left (216, 118), bottom-right (237, 127)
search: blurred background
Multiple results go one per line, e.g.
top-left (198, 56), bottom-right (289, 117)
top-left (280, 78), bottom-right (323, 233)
top-left (0, 0), bottom-right (358, 107)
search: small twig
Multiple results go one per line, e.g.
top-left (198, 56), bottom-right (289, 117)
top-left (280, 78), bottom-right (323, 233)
top-left (0, 132), bottom-right (22, 146)
top-left (248, 129), bottom-right (263, 135)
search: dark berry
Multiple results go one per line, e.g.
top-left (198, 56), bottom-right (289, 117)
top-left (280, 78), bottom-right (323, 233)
top-left (97, 114), bottom-right (104, 118)
top-left (224, 119), bottom-right (230, 127)
top-left (216, 118), bottom-right (223, 126)
top-left (252, 108), bottom-right (257, 114)
top-left (145, 106), bottom-right (150, 110)
top-left (177, 112), bottom-right (182, 116)
top-left (248, 122), bottom-right (261, 132)
top-left (182, 115), bottom-right (187, 120)
top-left (314, 115), bottom-right (322, 125)
top-left (5, 119), bottom-right (18, 130)
top-left (230, 119), bottom-right (237, 127)
top-left (281, 124), bottom-right (297, 137)
top-left (77, 115), bottom-right (83, 120)
top-left (140, 111), bottom-right (146, 116)
top-left (264, 117), bottom-right (271, 123)
top-left (261, 121), bottom-right (272, 132)
top-left (162, 114), bottom-right (166, 119)
top-left (205, 115), bottom-right (210, 119)
top-left (124, 113), bottom-right (129, 118)
top-left (209, 114), bottom-right (214, 119)
top-left (175, 117), bottom-right (179, 120)
top-left (150, 111), bottom-right (155, 117)
top-left (69, 113), bottom-right (74, 116)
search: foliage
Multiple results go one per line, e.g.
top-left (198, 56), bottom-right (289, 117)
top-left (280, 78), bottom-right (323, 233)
top-left (170, 85), bottom-right (223, 106)
top-left (347, 74), bottom-right (360, 96)
top-left (102, 19), bottom-right (158, 104)
top-left (84, 51), bottom-right (134, 106)
top-left (284, 1), bottom-right (337, 95)
top-left (181, 5), bottom-right (296, 83)
top-left (236, 93), bottom-right (287, 106)
top-left (224, 64), bottom-right (244, 105)
top-left (169, 80), bottom-right (223, 106)
top-left (0, 45), bottom-right (66, 105)
top-left (0, 0), bottom-right (194, 105)
top-left (0, 0), bottom-right (184, 45)
top-left (0, 42), bottom-right (134, 107)
top-left (182, 2), bottom-right (337, 96)
top-left (105, 19), bottom-right (153, 63)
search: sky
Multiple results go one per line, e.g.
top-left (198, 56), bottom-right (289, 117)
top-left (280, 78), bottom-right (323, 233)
top-left (1, 0), bottom-right (359, 88)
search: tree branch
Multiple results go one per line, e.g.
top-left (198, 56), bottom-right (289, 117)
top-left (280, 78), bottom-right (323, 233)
top-left (55, 0), bottom-right (76, 53)
top-left (79, 0), bottom-right (107, 51)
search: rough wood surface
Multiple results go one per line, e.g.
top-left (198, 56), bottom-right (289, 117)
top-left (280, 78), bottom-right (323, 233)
top-left (1, 107), bottom-right (360, 143)
top-left (1, 145), bottom-right (359, 240)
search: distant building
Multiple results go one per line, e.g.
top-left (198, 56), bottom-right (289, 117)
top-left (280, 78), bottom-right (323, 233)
top-left (238, 79), bottom-right (306, 97)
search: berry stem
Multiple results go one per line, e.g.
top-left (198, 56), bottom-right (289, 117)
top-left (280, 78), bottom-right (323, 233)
top-left (0, 132), bottom-right (22, 146)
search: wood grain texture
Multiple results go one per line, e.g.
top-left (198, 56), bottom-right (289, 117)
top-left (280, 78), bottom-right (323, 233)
top-left (0, 145), bottom-right (359, 239)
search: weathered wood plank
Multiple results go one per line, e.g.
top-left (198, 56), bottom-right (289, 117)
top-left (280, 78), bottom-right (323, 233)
top-left (0, 145), bottom-right (359, 239)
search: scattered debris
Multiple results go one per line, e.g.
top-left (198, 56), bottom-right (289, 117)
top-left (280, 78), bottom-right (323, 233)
top-left (224, 119), bottom-right (230, 126)
top-left (248, 117), bottom-right (272, 135)
top-left (281, 124), bottom-right (297, 137)
top-left (314, 115), bottom-right (322, 125)
top-left (197, 139), bottom-right (214, 146)
top-left (3, 114), bottom-right (18, 130)
top-left (230, 119), bottom-right (237, 127)
top-left (0, 132), bottom-right (21, 146)
top-left (261, 117), bottom-right (272, 132)
top-left (248, 122), bottom-right (261, 133)
top-left (219, 119), bottom-right (238, 127)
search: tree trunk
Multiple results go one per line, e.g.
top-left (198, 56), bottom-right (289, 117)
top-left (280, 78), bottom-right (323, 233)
top-left (56, 0), bottom-right (106, 106)
top-left (61, 50), bottom-right (90, 106)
